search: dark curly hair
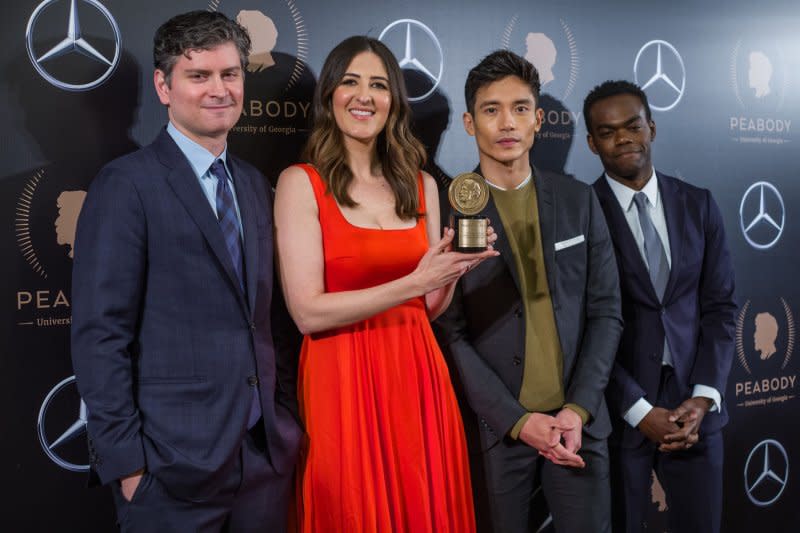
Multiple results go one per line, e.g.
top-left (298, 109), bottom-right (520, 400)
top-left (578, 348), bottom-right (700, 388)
top-left (583, 80), bottom-right (651, 132)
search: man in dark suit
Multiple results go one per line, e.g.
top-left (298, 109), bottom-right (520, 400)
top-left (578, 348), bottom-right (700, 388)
top-left (434, 50), bottom-right (622, 532)
top-left (583, 80), bottom-right (736, 533)
top-left (71, 11), bottom-right (300, 532)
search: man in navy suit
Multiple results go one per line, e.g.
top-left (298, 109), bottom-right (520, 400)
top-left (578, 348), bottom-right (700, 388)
top-left (71, 11), bottom-right (301, 532)
top-left (584, 80), bottom-right (736, 533)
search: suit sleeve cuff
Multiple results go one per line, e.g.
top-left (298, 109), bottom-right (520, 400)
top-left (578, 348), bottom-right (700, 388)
top-left (563, 403), bottom-right (590, 425)
top-left (692, 384), bottom-right (721, 412)
top-left (92, 435), bottom-right (146, 486)
top-left (509, 413), bottom-right (532, 440)
top-left (623, 397), bottom-right (653, 428)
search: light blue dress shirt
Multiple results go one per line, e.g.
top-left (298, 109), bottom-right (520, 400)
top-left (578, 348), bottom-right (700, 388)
top-left (166, 123), bottom-right (243, 239)
top-left (604, 170), bottom-right (721, 428)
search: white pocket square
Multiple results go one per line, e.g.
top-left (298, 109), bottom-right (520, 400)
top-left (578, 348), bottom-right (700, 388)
top-left (554, 234), bottom-right (585, 251)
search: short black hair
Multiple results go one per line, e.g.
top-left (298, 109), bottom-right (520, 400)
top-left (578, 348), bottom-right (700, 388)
top-left (465, 50), bottom-right (541, 114)
top-left (153, 11), bottom-right (251, 84)
top-left (583, 80), bottom-right (651, 132)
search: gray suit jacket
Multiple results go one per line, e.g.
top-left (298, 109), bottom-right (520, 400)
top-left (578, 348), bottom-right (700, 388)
top-left (435, 166), bottom-right (622, 450)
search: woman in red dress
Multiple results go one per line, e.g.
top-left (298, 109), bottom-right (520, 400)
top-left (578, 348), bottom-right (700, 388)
top-left (274, 36), bottom-right (497, 532)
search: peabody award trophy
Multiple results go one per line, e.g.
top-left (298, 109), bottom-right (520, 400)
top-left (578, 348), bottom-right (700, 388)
top-left (448, 172), bottom-right (490, 252)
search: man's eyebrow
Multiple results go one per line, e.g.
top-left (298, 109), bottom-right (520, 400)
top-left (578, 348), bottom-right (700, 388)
top-left (595, 114), bottom-right (643, 129)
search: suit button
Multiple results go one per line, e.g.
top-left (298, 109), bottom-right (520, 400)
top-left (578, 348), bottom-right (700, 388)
top-left (249, 322), bottom-right (256, 331)
top-left (514, 308), bottom-right (523, 318)
top-left (512, 356), bottom-right (522, 365)
top-left (247, 375), bottom-right (259, 386)
top-left (650, 352), bottom-right (660, 362)
top-left (660, 308), bottom-right (666, 316)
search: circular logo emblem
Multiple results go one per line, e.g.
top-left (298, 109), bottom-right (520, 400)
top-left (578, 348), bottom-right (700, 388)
top-left (37, 375), bottom-right (90, 472)
top-left (379, 19), bottom-right (443, 102)
top-left (744, 438), bottom-right (789, 506)
top-left (16, 169), bottom-right (87, 279)
top-left (739, 181), bottom-right (785, 250)
top-left (25, 0), bottom-right (121, 92)
top-left (633, 40), bottom-right (686, 112)
top-left (736, 298), bottom-right (795, 375)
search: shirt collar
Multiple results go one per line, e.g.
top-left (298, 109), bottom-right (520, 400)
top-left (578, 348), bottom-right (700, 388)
top-left (604, 167), bottom-right (658, 212)
top-left (485, 170), bottom-right (533, 191)
top-left (166, 122), bottom-right (228, 179)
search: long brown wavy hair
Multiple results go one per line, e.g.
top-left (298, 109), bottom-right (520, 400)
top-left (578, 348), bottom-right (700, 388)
top-left (303, 36), bottom-right (427, 219)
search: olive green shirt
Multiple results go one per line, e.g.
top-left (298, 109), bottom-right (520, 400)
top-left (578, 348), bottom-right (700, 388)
top-left (489, 176), bottom-right (588, 438)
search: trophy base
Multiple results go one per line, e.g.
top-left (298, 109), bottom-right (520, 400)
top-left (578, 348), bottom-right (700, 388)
top-left (451, 214), bottom-right (488, 253)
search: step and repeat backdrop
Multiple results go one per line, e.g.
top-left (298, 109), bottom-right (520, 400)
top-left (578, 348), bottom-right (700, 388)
top-left (1, 0), bottom-right (798, 530)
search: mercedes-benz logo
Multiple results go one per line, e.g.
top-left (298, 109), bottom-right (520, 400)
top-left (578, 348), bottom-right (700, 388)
top-left (740, 181), bottom-right (785, 250)
top-left (37, 375), bottom-right (90, 472)
top-left (378, 19), bottom-right (443, 102)
top-left (25, 0), bottom-right (121, 92)
top-left (633, 40), bottom-right (685, 112)
top-left (744, 439), bottom-right (789, 507)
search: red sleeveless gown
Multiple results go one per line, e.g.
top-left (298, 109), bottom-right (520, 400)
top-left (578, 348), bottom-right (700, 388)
top-left (295, 164), bottom-right (475, 532)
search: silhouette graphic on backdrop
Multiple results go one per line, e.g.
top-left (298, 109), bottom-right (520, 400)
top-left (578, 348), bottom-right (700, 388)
top-left (754, 312), bottom-right (779, 360)
top-left (55, 190), bottom-right (87, 259)
top-left (237, 9), bottom-right (278, 72)
top-left (748, 51), bottom-right (772, 99)
top-left (525, 33), bottom-right (557, 86)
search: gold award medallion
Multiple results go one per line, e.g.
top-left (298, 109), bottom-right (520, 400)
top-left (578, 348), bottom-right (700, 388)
top-left (448, 172), bottom-right (489, 215)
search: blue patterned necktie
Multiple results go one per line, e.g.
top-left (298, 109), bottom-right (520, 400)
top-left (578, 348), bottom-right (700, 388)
top-left (210, 159), bottom-right (244, 292)
top-left (633, 191), bottom-right (670, 300)
top-left (210, 160), bottom-right (261, 428)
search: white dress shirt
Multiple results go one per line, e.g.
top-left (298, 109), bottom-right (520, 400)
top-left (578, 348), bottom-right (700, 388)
top-left (605, 170), bottom-right (721, 428)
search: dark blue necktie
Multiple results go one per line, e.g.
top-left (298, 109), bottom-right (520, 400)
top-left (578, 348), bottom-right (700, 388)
top-left (210, 159), bottom-right (244, 292)
top-left (210, 160), bottom-right (261, 428)
top-left (633, 192), bottom-right (670, 300)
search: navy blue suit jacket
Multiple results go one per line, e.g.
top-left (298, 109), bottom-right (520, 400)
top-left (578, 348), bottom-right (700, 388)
top-left (71, 129), bottom-right (301, 499)
top-left (593, 172), bottom-right (736, 448)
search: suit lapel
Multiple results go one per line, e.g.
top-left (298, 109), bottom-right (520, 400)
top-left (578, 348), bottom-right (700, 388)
top-left (155, 130), bottom-right (249, 313)
top-left (482, 195), bottom-right (521, 293)
top-left (657, 173), bottom-right (685, 303)
top-left (474, 166), bottom-right (521, 294)
top-left (230, 157), bottom-right (260, 317)
top-left (593, 175), bottom-right (658, 302)
top-left (533, 167), bottom-right (558, 308)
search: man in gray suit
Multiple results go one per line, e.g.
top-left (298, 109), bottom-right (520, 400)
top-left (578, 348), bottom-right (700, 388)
top-left (435, 50), bottom-right (622, 532)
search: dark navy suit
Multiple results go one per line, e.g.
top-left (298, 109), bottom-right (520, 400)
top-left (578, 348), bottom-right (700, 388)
top-left (71, 129), bottom-right (301, 531)
top-left (593, 172), bottom-right (736, 533)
